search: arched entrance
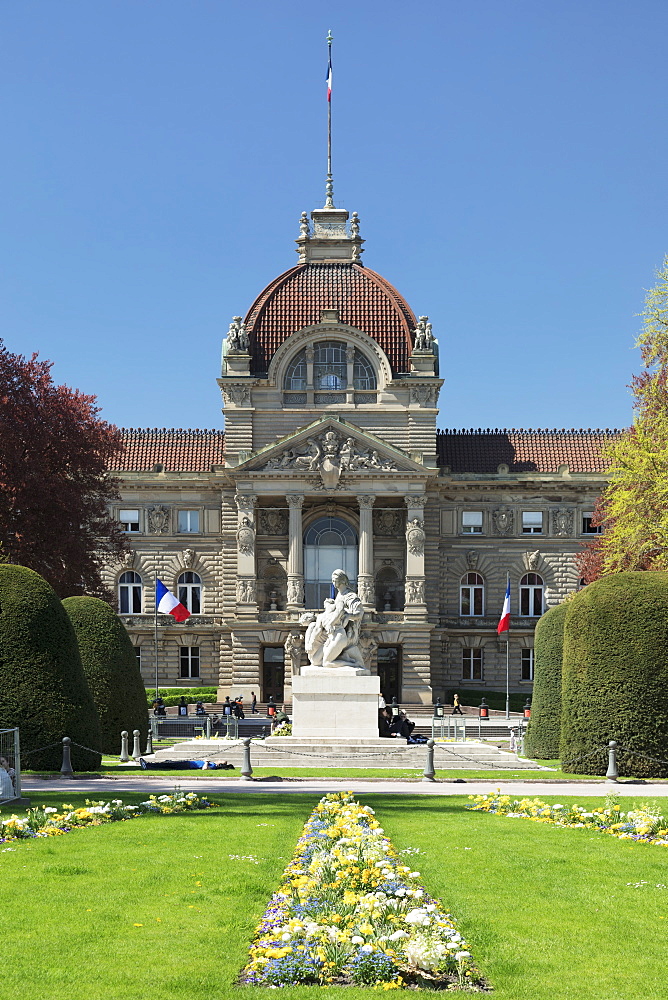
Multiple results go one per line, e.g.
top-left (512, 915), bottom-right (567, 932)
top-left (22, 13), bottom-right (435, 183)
top-left (304, 515), bottom-right (358, 610)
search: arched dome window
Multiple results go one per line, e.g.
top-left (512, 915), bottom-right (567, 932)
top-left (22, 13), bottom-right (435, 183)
top-left (118, 571), bottom-right (142, 614)
top-left (304, 516), bottom-right (358, 609)
top-left (283, 341), bottom-right (377, 393)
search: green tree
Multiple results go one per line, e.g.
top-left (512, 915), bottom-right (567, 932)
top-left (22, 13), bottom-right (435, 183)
top-left (62, 596), bottom-right (148, 755)
top-left (579, 255), bottom-right (668, 578)
top-left (0, 564), bottom-right (101, 771)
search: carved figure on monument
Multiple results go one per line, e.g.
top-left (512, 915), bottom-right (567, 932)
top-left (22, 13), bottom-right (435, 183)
top-left (122, 550), bottom-right (135, 568)
top-left (262, 431), bottom-right (397, 476)
top-left (147, 506), bottom-right (170, 534)
top-left (236, 578), bottom-right (256, 603)
top-left (552, 507), bottom-right (574, 537)
top-left (284, 631), bottom-right (305, 676)
top-left (350, 212), bottom-right (360, 238)
top-left (236, 516), bottom-right (255, 556)
top-left (466, 550), bottom-right (479, 570)
top-left (299, 211), bottom-right (310, 237)
top-left (413, 316), bottom-right (432, 351)
top-left (293, 437), bottom-right (322, 471)
top-left (359, 633), bottom-right (378, 671)
top-left (424, 321), bottom-right (434, 350)
top-left (492, 506), bottom-right (514, 535)
top-left (357, 578), bottom-right (375, 605)
top-left (526, 550), bottom-right (541, 571)
top-left (302, 570), bottom-right (366, 671)
top-left (406, 579), bottom-right (425, 604)
top-left (406, 517), bottom-right (426, 556)
top-left (182, 548), bottom-right (195, 568)
top-left (223, 385), bottom-right (250, 406)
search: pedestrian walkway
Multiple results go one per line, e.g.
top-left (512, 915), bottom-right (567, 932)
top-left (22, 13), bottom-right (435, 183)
top-left (20, 775), bottom-right (668, 798)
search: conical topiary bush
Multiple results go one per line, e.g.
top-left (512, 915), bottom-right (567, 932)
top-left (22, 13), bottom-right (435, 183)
top-left (524, 602), bottom-right (568, 760)
top-left (0, 564), bottom-right (101, 770)
top-left (62, 596), bottom-right (149, 754)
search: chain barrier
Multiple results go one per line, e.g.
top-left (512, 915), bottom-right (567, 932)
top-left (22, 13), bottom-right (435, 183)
top-left (20, 742), bottom-right (65, 758)
top-left (433, 744), bottom-right (534, 770)
top-left (254, 742), bottom-right (420, 761)
top-left (616, 746), bottom-right (668, 769)
top-left (560, 746), bottom-right (609, 771)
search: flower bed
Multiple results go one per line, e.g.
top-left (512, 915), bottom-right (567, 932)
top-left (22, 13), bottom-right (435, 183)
top-left (467, 791), bottom-right (668, 846)
top-left (241, 791), bottom-right (485, 990)
top-left (0, 790), bottom-right (213, 844)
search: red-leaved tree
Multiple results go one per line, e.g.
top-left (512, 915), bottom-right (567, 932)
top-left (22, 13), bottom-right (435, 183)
top-left (0, 340), bottom-right (127, 597)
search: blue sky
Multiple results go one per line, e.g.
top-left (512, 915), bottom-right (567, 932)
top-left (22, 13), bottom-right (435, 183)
top-left (2, 1), bottom-right (666, 433)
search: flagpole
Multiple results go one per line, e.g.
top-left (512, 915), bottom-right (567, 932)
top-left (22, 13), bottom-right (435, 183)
top-left (325, 29), bottom-right (334, 207)
top-left (505, 573), bottom-right (510, 720)
top-left (154, 579), bottom-right (159, 700)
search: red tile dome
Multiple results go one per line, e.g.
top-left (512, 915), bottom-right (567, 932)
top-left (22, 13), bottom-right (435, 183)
top-left (244, 262), bottom-right (417, 376)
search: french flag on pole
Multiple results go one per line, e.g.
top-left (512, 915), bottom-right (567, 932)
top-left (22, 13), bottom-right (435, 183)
top-left (497, 579), bottom-right (511, 635)
top-left (156, 579), bottom-right (190, 623)
top-left (326, 50), bottom-right (332, 102)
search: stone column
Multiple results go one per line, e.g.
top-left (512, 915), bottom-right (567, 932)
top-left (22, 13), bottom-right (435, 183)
top-left (345, 345), bottom-right (356, 405)
top-left (286, 494), bottom-right (305, 609)
top-left (357, 494), bottom-right (376, 609)
top-left (235, 493), bottom-right (257, 614)
top-left (404, 494), bottom-right (427, 618)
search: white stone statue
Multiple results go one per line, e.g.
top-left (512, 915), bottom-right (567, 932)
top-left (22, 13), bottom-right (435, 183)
top-left (302, 569), bottom-right (366, 671)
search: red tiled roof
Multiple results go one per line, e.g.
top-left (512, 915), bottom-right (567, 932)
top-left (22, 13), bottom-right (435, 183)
top-left (110, 429), bottom-right (225, 472)
top-left (244, 262), bottom-right (417, 376)
top-left (436, 429), bottom-right (623, 474)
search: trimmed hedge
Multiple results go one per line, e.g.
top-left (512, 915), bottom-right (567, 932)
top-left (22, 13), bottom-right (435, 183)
top-left (0, 565), bottom-right (101, 770)
top-left (560, 572), bottom-right (668, 777)
top-left (146, 687), bottom-right (218, 707)
top-left (524, 603), bottom-right (568, 760)
top-left (63, 596), bottom-right (148, 754)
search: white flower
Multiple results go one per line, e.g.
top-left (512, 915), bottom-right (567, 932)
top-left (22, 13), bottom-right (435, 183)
top-left (408, 871), bottom-right (420, 878)
top-left (360, 944), bottom-right (374, 953)
top-left (404, 907), bottom-right (428, 925)
top-left (389, 930), bottom-right (409, 940)
top-left (395, 887), bottom-right (407, 897)
top-left (426, 903), bottom-right (436, 912)
top-left (455, 950), bottom-right (472, 961)
top-left (351, 935), bottom-right (364, 944)
top-left (44, 807), bottom-right (58, 814)
top-left (281, 933), bottom-right (291, 941)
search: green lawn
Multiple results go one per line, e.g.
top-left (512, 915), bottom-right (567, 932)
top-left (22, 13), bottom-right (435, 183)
top-left (1, 792), bottom-right (666, 999)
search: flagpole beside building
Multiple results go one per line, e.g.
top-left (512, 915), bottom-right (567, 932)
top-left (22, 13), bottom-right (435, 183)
top-left (154, 581), bottom-right (160, 700)
top-left (325, 29), bottom-right (334, 207)
top-left (497, 575), bottom-right (511, 719)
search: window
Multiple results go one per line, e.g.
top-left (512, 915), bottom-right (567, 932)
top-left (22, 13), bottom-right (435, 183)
top-left (522, 511), bottom-right (543, 534)
top-left (582, 512), bottom-right (601, 534)
top-left (283, 342), bottom-right (377, 392)
top-left (119, 509), bottom-right (140, 532)
top-left (521, 648), bottom-right (534, 681)
top-left (178, 510), bottom-right (200, 533)
top-left (519, 573), bottom-right (544, 617)
top-left (177, 571), bottom-right (202, 614)
top-left (304, 516), bottom-right (358, 609)
top-left (460, 573), bottom-right (484, 616)
top-left (462, 648), bottom-right (483, 680)
top-left (462, 511), bottom-right (483, 534)
top-left (180, 646), bottom-right (200, 679)
top-left (118, 571), bottom-right (142, 613)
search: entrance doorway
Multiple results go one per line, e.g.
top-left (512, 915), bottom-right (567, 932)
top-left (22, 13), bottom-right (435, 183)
top-left (377, 646), bottom-right (401, 703)
top-left (262, 646), bottom-right (285, 703)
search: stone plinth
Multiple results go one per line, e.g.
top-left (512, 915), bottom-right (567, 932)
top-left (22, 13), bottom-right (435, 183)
top-left (291, 667), bottom-right (380, 739)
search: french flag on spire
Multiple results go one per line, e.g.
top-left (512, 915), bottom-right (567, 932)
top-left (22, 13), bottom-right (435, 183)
top-left (156, 579), bottom-right (190, 623)
top-left (326, 48), bottom-right (332, 102)
top-left (497, 579), bottom-right (511, 635)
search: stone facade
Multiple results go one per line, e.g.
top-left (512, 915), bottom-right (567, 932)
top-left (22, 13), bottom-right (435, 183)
top-left (105, 200), bottom-right (613, 704)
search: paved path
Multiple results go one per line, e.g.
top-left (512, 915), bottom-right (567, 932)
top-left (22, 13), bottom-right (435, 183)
top-left (20, 775), bottom-right (668, 798)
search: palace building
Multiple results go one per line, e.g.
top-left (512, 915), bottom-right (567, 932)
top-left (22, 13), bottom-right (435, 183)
top-left (104, 193), bottom-right (615, 705)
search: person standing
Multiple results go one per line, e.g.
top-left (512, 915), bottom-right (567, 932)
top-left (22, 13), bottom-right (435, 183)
top-left (251, 691), bottom-right (258, 714)
top-left (452, 692), bottom-right (463, 715)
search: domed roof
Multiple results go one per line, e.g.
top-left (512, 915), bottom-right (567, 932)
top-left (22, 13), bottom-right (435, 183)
top-left (244, 262), bottom-right (417, 377)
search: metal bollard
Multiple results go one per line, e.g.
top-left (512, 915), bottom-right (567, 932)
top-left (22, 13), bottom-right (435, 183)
top-left (120, 730), bottom-right (130, 762)
top-left (206, 715), bottom-right (212, 739)
top-left (606, 740), bottom-right (618, 782)
top-left (132, 730), bottom-right (141, 758)
top-left (240, 737), bottom-right (253, 781)
top-left (60, 736), bottom-right (74, 777)
top-left (144, 730), bottom-right (153, 755)
top-left (422, 738), bottom-right (436, 782)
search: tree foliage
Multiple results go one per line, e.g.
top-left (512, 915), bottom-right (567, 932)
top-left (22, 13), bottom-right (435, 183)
top-left (0, 340), bottom-right (127, 597)
top-left (0, 564), bottom-right (101, 771)
top-left (62, 597), bottom-right (148, 754)
top-left (578, 255), bottom-right (668, 580)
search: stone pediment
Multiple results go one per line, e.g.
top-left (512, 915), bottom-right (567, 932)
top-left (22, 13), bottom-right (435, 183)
top-left (234, 418), bottom-right (430, 488)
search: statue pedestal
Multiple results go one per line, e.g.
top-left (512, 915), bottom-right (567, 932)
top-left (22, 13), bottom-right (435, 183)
top-left (291, 668), bottom-right (380, 740)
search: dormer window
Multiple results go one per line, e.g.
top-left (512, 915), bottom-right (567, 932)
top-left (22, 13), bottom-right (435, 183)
top-left (283, 340), bottom-right (377, 404)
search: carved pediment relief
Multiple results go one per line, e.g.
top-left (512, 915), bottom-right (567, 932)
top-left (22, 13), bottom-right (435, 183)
top-left (234, 419), bottom-right (429, 486)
